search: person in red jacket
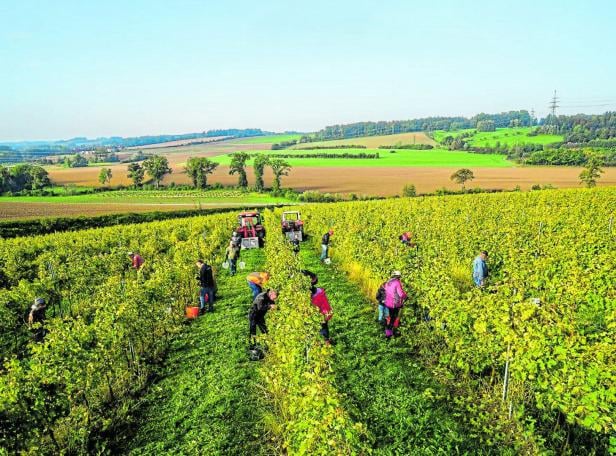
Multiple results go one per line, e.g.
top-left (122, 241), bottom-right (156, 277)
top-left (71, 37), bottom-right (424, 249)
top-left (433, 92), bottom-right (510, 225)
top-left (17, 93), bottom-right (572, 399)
top-left (311, 287), bottom-right (333, 344)
top-left (128, 252), bottom-right (144, 270)
top-left (383, 271), bottom-right (407, 338)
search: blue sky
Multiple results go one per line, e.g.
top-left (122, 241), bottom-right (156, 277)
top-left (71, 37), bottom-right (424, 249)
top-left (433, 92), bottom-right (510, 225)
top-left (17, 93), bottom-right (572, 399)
top-left (1, 0), bottom-right (615, 141)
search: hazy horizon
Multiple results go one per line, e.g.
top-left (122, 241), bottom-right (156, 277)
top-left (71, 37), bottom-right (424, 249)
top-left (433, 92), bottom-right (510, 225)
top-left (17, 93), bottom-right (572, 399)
top-left (2, 0), bottom-right (615, 142)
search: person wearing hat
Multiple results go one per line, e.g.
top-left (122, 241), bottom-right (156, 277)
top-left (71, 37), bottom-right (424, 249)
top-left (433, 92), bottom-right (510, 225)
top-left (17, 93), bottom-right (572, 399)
top-left (128, 252), bottom-right (144, 270)
top-left (320, 229), bottom-right (334, 261)
top-left (28, 297), bottom-right (47, 342)
top-left (246, 271), bottom-right (270, 299)
top-left (383, 271), bottom-right (408, 338)
top-left (472, 250), bottom-right (489, 287)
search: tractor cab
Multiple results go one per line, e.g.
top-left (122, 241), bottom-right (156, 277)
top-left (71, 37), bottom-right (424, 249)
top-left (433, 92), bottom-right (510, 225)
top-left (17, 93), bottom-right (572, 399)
top-left (281, 211), bottom-right (304, 241)
top-left (237, 211), bottom-right (265, 249)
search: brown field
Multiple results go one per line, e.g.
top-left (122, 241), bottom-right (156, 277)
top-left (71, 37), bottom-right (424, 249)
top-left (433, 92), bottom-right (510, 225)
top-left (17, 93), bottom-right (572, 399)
top-left (48, 160), bottom-right (616, 197)
top-left (291, 132), bottom-right (436, 149)
top-left (127, 136), bottom-right (230, 150)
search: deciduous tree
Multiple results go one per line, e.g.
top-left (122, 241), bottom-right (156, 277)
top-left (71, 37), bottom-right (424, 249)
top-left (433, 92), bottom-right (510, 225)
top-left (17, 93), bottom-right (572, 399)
top-left (450, 168), bottom-right (474, 190)
top-left (143, 155), bottom-right (171, 188)
top-left (229, 152), bottom-right (249, 188)
top-left (185, 157), bottom-right (218, 189)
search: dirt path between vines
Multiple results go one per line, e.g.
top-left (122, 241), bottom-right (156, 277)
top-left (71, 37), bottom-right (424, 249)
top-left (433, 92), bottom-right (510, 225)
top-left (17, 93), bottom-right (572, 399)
top-left (113, 249), bottom-right (276, 455)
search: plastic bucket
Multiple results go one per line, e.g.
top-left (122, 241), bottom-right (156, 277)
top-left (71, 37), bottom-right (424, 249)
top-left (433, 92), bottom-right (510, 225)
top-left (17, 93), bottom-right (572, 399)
top-left (185, 306), bottom-right (200, 319)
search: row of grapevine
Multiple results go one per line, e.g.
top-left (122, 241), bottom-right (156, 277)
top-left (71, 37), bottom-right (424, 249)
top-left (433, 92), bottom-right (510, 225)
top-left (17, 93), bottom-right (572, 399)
top-left (299, 188), bottom-right (615, 453)
top-left (258, 209), bottom-right (369, 455)
top-left (0, 213), bottom-right (235, 454)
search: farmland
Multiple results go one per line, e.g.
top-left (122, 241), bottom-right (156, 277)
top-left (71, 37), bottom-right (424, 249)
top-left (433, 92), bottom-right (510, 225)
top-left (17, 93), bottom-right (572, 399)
top-left (1, 187), bottom-right (613, 454)
top-left (212, 148), bottom-right (513, 167)
top-left (432, 127), bottom-right (564, 147)
top-left (232, 134), bottom-right (303, 144)
top-left (0, 190), bottom-right (291, 220)
top-left (291, 132), bottom-right (436, 149)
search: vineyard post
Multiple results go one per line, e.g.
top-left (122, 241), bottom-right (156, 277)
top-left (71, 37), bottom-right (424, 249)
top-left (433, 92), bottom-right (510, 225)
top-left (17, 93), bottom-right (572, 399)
top-left (502, 342), bottom-right (511, 404)
top-left (609, 216), bottom-right (614, 234)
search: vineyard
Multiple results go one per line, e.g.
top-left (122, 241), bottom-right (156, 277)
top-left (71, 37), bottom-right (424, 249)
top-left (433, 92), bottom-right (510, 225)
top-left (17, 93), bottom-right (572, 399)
top-left (298, 187), bottom-right (616, 453)
top-left (0, 187), bottom-right (614, 454)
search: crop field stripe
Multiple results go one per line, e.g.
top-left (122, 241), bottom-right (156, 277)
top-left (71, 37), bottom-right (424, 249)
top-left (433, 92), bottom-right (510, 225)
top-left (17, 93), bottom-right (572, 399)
top-left (298, 248), bottom-right (477, 454)
top-left (121, 249), bottom-right (276, 455)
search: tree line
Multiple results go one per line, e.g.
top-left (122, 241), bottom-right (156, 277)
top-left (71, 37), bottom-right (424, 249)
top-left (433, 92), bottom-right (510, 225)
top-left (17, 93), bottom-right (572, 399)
top-left (121, 153), bottom-right (293, 192)
top-left (252, 152), bottom-right (379, 159)
top-left (308, 111), bottom-right (535, 141)
top-left (538, 112), bottom-right (616, 142)
top-left (377, 144), bottom-right (433, 150)
top-left (0, 164), bottom-right (50, 193)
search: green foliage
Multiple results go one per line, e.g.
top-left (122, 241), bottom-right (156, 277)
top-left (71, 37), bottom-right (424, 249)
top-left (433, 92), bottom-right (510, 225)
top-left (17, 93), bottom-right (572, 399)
top-left (0, 213), bottom-right (235, 453)
top-left (64, 154), bottom-right (88, 168)
top-left (229, 152), bottom-right (249, 188)
top-left (299, 187), bottom-right (615, 453)
top-left (126, 162), bottom-right (145, 187)
top-left (579, 159), bottom-right (604, 188)
top-left (259, 211), bottom-right (369, 454)
top-left (477, 120), bottom-right (496, 132)
top-left (142, 155), bottom-right (171, 188)
top-left (98, 167), bottom-right (112, 186)
top-left (252, 154), bottom-right (269, 191)
top-left (402, 183), bottom-right (416, 197)
top-left (268, 158), bottom-right (291, 192)
top-left (0, 164), bottom-right (51, 193)
top-left (450, 168), bottom-right (475, 189)
top-left (184, 157), bottom-right (218, 189)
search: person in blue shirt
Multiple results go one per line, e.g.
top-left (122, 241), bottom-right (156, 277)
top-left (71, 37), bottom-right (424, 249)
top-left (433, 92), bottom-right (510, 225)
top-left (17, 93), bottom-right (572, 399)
top-left (472, 251), bottom-right (489, 287)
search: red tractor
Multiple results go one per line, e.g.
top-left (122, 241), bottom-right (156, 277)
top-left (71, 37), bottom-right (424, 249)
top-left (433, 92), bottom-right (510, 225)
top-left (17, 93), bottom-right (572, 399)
top-left (281, 211), bottom-right (304, 241)
top-left (236, 211), bottom-right (265, 249)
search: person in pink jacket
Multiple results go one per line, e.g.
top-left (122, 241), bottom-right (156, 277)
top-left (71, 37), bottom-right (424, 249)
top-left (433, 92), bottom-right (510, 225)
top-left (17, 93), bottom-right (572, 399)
top-left (384, 271), bottom-right (407, 338)
top-left (311, 287), bottom-right (333, 344)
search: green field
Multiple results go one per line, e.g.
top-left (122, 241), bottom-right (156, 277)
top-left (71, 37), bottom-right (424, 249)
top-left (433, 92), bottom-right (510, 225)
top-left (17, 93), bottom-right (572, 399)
top-left (232, 134), bottom-right (303, 144)
top-left (213, 148), bottom-right (513, 167)
top-left (432, 127), bottom-right (563, 147)
top-left (0, 189), bottom-right (292, 205)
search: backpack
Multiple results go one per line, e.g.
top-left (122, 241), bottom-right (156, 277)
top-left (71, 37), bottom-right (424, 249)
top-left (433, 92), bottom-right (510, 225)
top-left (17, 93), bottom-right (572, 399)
top-left (376, 285), bottom-right (386, 304)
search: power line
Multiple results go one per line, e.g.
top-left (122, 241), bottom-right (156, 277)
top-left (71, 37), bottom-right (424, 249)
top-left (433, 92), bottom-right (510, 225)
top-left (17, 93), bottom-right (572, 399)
top-left (548, 90), bottom-right (560, 117)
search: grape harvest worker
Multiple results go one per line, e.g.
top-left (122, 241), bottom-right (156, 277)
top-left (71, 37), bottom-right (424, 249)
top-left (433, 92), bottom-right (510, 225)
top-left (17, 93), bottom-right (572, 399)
top-left (376, 281), bottom-right (388, 325)
top-left (301, 269), bottom-right (318, 295)
top-left (224, 241), bottom-right (241, 276)
top-left (28, 297), bottom-right (47, 342)
top-left (246, 271), bottom-right (270, 299)
top-left (291, 233), bottom-right (300, 255)
top-left (196, 259), bottom-right (215, 313)
top-left (399, 232), bottom-right (416, 247)
top-left (231, 230), bottom-right (242, 248)
top-left (249, 289), bottom-right (278, 343)
top-left (472, 250), bottom-right (489, 287)
top-left (311, 287), bottom-right (333, 344)
top-left (384, 271), bottom-right (408, 338)
top-left (128, 251), bottom-right (144, 270)
top-left (320, 229), bottom-right (334, 261)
